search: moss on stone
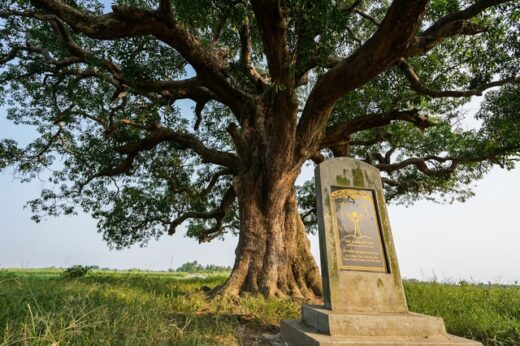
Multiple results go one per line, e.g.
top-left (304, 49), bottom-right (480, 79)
top-left (364, 170), bottom-right (374, 187)
top-left (352, 167), bottom-right (365, 187)
top-left (336, 175), bottom-right (351, 185)
top-left (376, 190), bottom-right (403, 290)
top-left (324, 188), bottom-right (331, 210)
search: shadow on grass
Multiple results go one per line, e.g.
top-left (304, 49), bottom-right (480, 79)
top-left (0, 271), bottom-right (295, 345)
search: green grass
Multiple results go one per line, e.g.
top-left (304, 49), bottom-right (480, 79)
top-left (405, 280), bottom-right (520, 345)
top-left (1, 269), bottom-right (519, 345)
top-left (0, 269), bottom-right (296, 345)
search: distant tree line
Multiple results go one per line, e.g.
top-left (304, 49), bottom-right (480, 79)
top-left (173, 261), bottom-right (231, 273)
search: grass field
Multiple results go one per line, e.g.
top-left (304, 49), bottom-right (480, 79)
top-left (1, 269), bottom-right (519, 345)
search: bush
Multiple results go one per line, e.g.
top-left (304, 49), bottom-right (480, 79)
top-left (175, 261), bottom-right (204, 273)
top-left (62, 265), bottom-right (94, 278)
top-left (175, 261), bottom-right (231, 273)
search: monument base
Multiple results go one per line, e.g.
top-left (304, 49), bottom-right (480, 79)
top-left (280, 320), bottom-right (481, 346)
top-left (275, 159), bottom-right (483, 346)
top-left (277, 305), bottom-right (481, 346)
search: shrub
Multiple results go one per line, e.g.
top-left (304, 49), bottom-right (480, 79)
top-left (62, 265), bottom-right (94, 278)
top-left (175, 261), bottom-right (232, 273)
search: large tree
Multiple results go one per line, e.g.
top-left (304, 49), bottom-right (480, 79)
top-left (0, 0), bottom-right (519, 299)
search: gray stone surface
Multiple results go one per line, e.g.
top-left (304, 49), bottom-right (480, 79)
top-left (281, 320), bottom-right (482, 346)
top-left (314, 158), bottom-right (407, 313)
top-left (301, 305), bottom-right (446, 337)
top-left (276, 158), bottom-right (483, 346)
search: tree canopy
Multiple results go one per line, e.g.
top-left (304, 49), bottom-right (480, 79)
top-left (0, 0), bottom-right (519, 298)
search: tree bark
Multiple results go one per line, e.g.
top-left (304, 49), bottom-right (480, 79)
top-left (216, 168), bottom-right (322, 300)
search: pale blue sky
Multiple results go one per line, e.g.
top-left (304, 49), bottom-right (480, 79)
top-left (1, 99), bottom-right (520, 282)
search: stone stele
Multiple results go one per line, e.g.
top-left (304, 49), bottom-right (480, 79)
top-left (279, 158), bottom-right (482, 346)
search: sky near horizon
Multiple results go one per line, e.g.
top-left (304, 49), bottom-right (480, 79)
top-left (1, 98), bottom-right (520, 283)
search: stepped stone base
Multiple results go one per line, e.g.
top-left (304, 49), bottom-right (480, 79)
top-left (301, 305), bottom-right (446, 337)
top-left (274, 305), bottom-right (482, 346)
top-left (280, 320), bottom-right (481, 346)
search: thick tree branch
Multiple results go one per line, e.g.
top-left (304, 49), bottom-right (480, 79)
top-left (300, 207), bottom-right (316, 223)
top-left (115, 127), bottom-right (239, 171)
top-left (167, 186), bottom-right (236, 243)
top-left (239, 20), bottom-right (268, 89)
top-left (376, 157), bottom-right (459, 177)
top-left (28, 1), bottom-right (156, 38)
top-left (158, 0), bottom-right (173, 22)
top-left (345, 26), bottom-right (362, 45)
top-left (135, 78), bottom-right (217, 104)
top-left (193, 97), bottom-right (211, 131)
top-left (310, 151), bottom-right (325, 164)
top-left (297, 0), bottom-right (429, 153)
top-left (399, 59), bottom-right (520, 97)
top-left (211, 4), bottom-right (236, 46)
top-left (373, 147), bottom-right (518, 179)
top-left (1, 43), bottom-right (82, 69)
top-left (78, 128), bottom-right (238, 191)
top-left (0, 48), bottom-right (19, 64)
top-left (28, 0), bottom-right (246, 114)
top-left (350, 129), bottom-right (389, 147)
top-left (293, 2), bottom-right (377, 85)
top-left (406, 0), bottom-right (511, 56)
top-left (2, 9), bottom-right (221, 110)
top-left (321, 109), bottom-right (431, 149)
top-left (199, 169), bottom-right (233, 197)
top-left (250, 0), bottom-right (291, 86)
top-left (295, 55), bottom-right (343, 85)
top-left (53, 14), bottom-right (219, 105)
top-left (97, 152), bottom-right (138, 177)
top-left (292, 0), bottom-right (324, 83)
top-left (353, 9), bottom-right (381, 26)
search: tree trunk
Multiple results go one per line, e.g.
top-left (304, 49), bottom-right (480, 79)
top-left (217, 168), bottom-right (322, 300)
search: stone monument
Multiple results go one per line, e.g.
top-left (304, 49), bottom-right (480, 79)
top-left (279, 158), bottom-right (481, 345)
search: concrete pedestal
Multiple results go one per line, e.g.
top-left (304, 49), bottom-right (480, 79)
top-left (278, 305), bottom-right (481, 346)
top-left (271, 159), bottom-right (482, 346)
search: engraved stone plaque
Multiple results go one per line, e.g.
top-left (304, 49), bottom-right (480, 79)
top-left (278, 158), bottom-right (482, 346)
top-left (331, 187), bottom-right (388, 273)
top-left (314, 158), bottom-right (408, 312)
